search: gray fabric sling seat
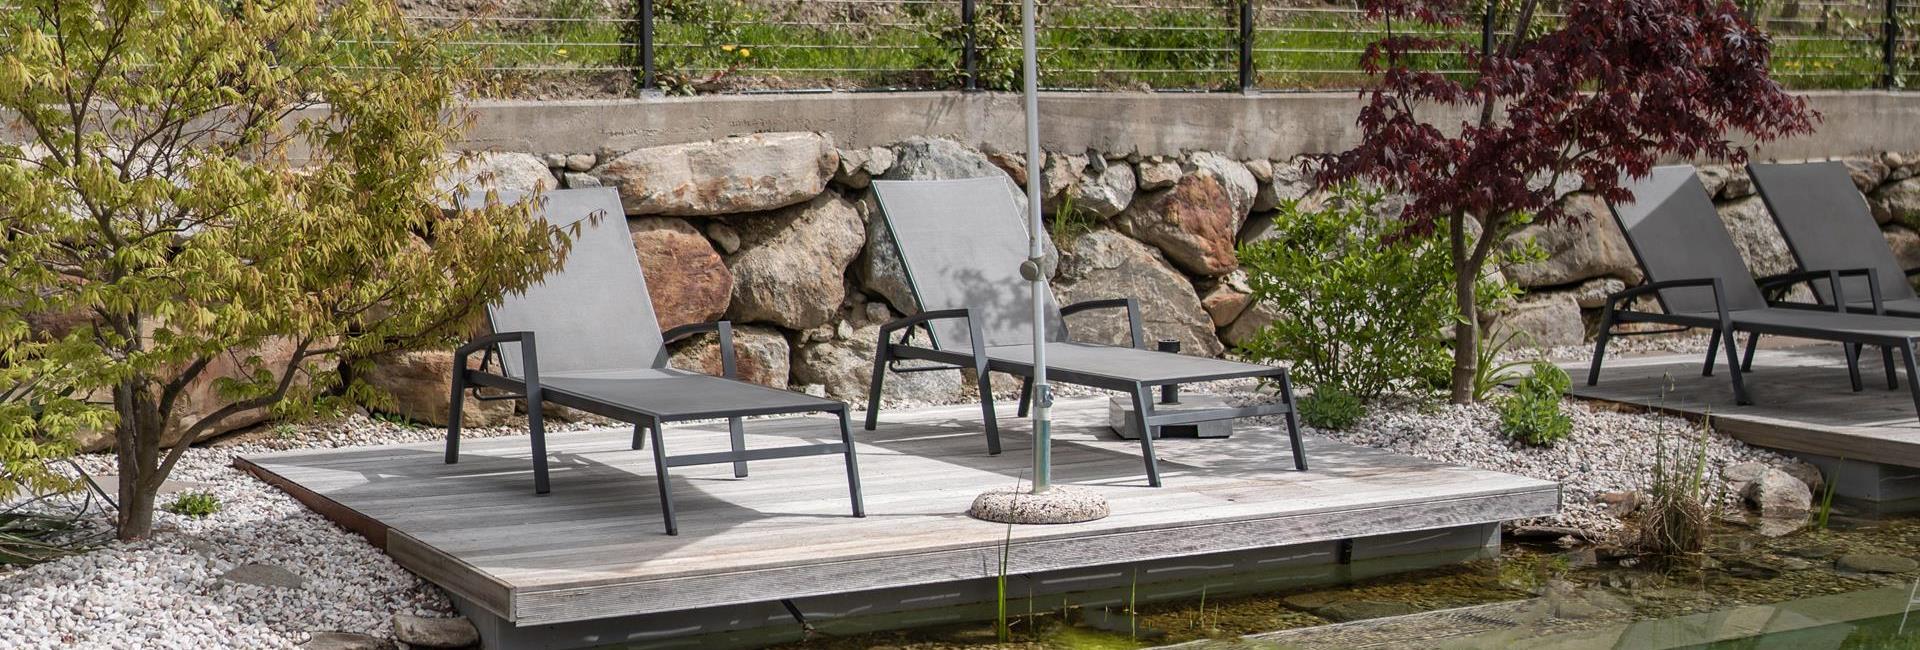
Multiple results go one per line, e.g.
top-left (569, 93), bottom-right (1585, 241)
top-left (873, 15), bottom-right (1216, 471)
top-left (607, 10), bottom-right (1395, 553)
top-left (1588, 165), bottom-right (1920, 418)
top-left (865, 177), bottom-right (1305, 487)
top-left (445, 188), bottom-right (863, 536)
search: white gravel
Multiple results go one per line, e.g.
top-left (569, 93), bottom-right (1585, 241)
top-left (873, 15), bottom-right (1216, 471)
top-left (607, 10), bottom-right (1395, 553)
top-left (0, 415), bottom-right (600, 650)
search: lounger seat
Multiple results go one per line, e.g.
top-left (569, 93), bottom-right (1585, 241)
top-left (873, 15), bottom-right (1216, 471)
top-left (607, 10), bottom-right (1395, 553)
top-left (534, 369), bottom-right (841, 421)
top-left (866, 176), bottom-right (1306, 486)
top-left (979, 343), bottom-right (1283, 385)
top-left (447, 188), bottom-right (863, 535)
top-left (1673, 308), bottom-right (1920, 339)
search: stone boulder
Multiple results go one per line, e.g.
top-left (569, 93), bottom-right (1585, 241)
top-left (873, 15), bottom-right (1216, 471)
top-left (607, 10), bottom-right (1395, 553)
top-left (363, 349), bottom-right (514, 428)
top-left (726, 192), bottom-right (866, 330)
top-left (1844, 157), bottom-right (1890, 192)
top-left (392, 614), bottom-right (479, 649)
top-left (1715, 196), bottom-right (1797, 278)
top-left (595, 132), bottom-right (837, 217)
top-left (1490, 291), bottom-right (1585, 347)
top-left (667, 325), bottom-right (791, 388)
top-left (629, 218), bottom-right (730, 331)
top-left (435, 152), bottom-right (555, 196)
top-left (1500, 194), bottom-right (1640, 288)
top-left (1886, 225), bottom-right (1920, 270)
top-left (1697, 165), bottom-right (1752, 199)
top-left (1136, 157), bottom-right (1181, 191)
top-left (1117, 170), bottom-right (1242, 276)
top-left (1745, 467), bottom-right (1812, 537)
top-left (1072, 161), bottom-right (1136, 219)
top-left (831, 146), bottom-right (896, 189)
top-left (1200, 276), bottom-right (1252, 327)
top-left (1870, 177), bottom-right (1920, 225)
top-left (1570, 277), bottom-right (1627, 309)
top-left (66, 336), bottom-right (307, 452)
top-left (1056, 230), bottom-right (1222, 356)
top-left (1040, 152), bottom-right (1090, 214)
top-left (793, 322), bottom-right (968, 404)
top-left (884, 137), bottom-right (1007, 182)
top-left (1221, 301), bottom-right (1278, 349)
top-left (1187, 152), bottom-right (1258, 219)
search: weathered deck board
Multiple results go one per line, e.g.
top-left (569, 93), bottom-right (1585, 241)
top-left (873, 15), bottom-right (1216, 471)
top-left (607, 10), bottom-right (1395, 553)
top-left (1571, 345), bottom-right (1920, 468)
top-left (238, 397), bottom-right (1558, 627)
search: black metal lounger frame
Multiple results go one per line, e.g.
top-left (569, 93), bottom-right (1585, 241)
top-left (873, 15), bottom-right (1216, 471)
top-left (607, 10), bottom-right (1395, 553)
top-left (440, 189), bottom-right (863, 536)
top-left (1587, 167), bottom-right (1920, 417)
top-left (860, 177), bottom-right (1305, 487)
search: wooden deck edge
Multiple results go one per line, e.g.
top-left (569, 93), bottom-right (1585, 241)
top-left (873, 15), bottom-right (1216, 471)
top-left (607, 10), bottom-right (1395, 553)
top-left (234, 456), bottom-right (388, 548)
top-left (508, 483), bottom-right (1561, 626)
top-left (234, 456), bottom-right (520, 623)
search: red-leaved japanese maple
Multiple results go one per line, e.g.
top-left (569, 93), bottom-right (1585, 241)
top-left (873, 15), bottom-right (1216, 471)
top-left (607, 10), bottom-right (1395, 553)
top-left (1319, 0), bottom-right (1818, 403)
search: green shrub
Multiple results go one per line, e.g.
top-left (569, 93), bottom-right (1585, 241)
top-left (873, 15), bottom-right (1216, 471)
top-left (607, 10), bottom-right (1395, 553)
top-left (1237, 184), bottom-right (1456, 400)
top-left (1298, 388), bottom-right (1366, 431)
top-left (164, 492), bottom-right (222, 518)
top-left (1496, 362), bottom-right (1573, 446)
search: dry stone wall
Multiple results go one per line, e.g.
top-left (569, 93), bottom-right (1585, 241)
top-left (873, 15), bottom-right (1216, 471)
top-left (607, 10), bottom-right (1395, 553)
top-left (354, 133), bottom-right (1920, 429)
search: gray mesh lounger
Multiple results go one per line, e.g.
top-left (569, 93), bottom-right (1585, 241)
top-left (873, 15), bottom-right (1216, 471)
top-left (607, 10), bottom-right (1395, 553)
top-left (1589, 166), bottom-right (1920, 418)
top-left (445, 188), bottom-right (863, 535)
top-left (865, 177), bottom-right (1305, 487)
top-left (1745, 161), bottom-right (1920, 381)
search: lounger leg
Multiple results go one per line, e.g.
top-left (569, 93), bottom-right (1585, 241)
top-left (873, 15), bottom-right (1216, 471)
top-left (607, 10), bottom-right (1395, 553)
top-left (1277, 371), bottom-right (1307, 471)
top-left (1902, 342), bottom-right (1920, 421)
top-left (838, 410), bottom-right (865, 518)
top-left (1741, 332), bottom-right (1760, 372)
top-left (1845, 344), bottom-right (1865, 392)
top-left (975, 364), bottom-right (1002, 456)
top-left (632, 423), bottom-right (647, 450)
top-left (1722, 328), bottom-right (1752, 406)
top-left (1702, 329), bottom-right (1721, 377)
top-left (728, 417), bottom-right (749, 478)
top-left (1586, 325), bottom-right (1612, 387)
top-left (865, 335), bottom-right (889, 431)
top-left (1885, 346), bottom-right (1900, 390)
top-left (446, 371), bottom-right (465, 464)
top-left (1129, 383), bottom-right (1162, 487)
top-left (648, 420), bottom-right (677, 536)
top-left (528, 398), bottom-right (550, 495)
top-left (1016, 376), bottom-right (1034, 419)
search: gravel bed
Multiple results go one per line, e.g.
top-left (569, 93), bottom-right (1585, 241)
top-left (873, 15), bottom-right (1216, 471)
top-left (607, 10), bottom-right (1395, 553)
top-left (0, 415), bottom-right (601, 650)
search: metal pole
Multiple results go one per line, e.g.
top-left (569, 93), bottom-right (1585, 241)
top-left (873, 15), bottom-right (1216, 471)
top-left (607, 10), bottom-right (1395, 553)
top-left (1238, 0), bottom-right (1254, 92)
top-left (963, 0), bottom-right (979, 91)
top-left (1885, 0), bottom-right (1899, 89)
top-left (1022, 0), bottom-right (1052, 494)
top-left (639, 0), bottom-right (657, 90)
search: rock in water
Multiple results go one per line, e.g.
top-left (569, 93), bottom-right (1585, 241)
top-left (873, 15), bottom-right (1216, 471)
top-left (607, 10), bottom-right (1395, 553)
top-left (594, 132), bottom-right (837, 216)
top-left (1745, 467), bottom-right (1812, 537)
top-left (392, 614), bottom-right (480, 649)
top-left (1835, 553), bottom-right (1918, 574)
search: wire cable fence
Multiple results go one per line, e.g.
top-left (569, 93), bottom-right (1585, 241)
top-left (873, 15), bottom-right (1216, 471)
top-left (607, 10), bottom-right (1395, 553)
top-left (407, 0), bottom-right (1920, 96)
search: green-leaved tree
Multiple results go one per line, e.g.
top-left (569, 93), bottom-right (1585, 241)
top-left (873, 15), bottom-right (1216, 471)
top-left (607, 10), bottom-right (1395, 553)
top-left (0, 0), bottom-right (576, 539)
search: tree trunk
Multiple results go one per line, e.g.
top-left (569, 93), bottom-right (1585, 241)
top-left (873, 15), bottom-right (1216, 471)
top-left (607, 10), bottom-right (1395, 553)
top-left (1450, 251), bottom-right (1480, 405)
top-left (114, 381), bottom-right (166, 541)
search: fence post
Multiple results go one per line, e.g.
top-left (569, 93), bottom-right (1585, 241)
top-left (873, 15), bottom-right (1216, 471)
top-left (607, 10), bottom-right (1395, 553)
top-left (962, 0), bottom-right (979, 91)
top-left (1238, 0), bottom-right (1255, 92)
top-left (1481, 7), bottom-right (1495, 58)
top-left (638, 0), bottom-right (657, 90)
top-left (1886, 0), bottom-right (1900, 89)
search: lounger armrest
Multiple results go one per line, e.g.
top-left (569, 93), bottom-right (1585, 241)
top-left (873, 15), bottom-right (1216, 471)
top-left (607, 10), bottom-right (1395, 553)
top-left (455, 331), bottom-right (540, 391)
top-left (1906, 267), bottom-right (1920, 279)
top-left (662, 321), bottom-right (739, 379)
top-left (877, 308), bottom-right (973, 341)
top-left (1599, 279), bottom-right (1715, 311)
top-left (1059, 298), bottom-right (1147, 349)
top-left (1756, 268), bottom-right (1884, 313)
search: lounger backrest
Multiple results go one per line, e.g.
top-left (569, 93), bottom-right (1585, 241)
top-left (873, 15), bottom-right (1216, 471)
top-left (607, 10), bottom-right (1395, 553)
top-left (1608, 166), bottom-right (1770, 314)
top-left (870, 177), bottom-right (1066, 350)
top-left (471, 188), bottom-right (669, 377)
top-left (1748, 161), bottom-right (1916, 304)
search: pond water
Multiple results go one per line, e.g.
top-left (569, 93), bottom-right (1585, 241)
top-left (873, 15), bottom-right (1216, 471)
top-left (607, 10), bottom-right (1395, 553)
top-left (768, 510), bottom-right (1920, 649)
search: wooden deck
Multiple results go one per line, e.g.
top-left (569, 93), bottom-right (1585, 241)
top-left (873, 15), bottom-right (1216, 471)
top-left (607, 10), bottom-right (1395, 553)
top-left (1572, 345), bottom-right (1920, 469)
top-left (237, 397), bottom-right (1557, 632)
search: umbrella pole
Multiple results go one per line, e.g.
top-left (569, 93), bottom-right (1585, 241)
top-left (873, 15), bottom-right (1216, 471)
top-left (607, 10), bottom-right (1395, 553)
top-left (963, 0), bottom-right (1109, 526)
top-left (1021, 0), bottom-right (1051, 495)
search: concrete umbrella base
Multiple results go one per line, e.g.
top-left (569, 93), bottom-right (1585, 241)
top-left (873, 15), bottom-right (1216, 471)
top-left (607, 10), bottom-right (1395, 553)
top-left (966, 485), bottom-right (1110, 524)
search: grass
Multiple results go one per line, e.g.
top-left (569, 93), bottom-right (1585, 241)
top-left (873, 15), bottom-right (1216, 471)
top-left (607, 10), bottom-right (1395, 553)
top-left (164, 491), bottom-right (223, 518)
top-left (444, 0), bottom-right (1900, 95)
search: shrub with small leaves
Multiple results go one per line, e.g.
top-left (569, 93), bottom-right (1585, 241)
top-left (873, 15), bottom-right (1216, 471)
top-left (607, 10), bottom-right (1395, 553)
top-left (1299, 388), bottom-right (1366, 431)
top-left (164, 492), bottom-right (222, 518)
top-left (1496, 362), bottom-right (1573, 446)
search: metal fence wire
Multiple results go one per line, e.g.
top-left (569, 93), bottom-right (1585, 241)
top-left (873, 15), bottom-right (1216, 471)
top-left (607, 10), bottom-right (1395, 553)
top-left (409, 0), bottom-right (1920, 94)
